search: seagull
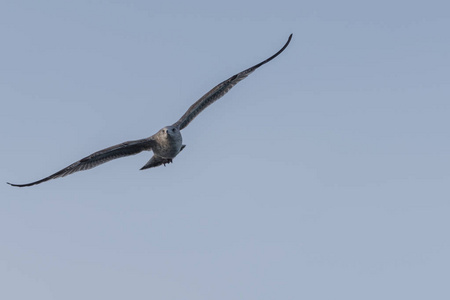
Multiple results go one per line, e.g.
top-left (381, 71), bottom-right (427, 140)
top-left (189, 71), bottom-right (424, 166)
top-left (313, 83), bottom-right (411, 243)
top-left (8, 34), bottom-right (292, 187)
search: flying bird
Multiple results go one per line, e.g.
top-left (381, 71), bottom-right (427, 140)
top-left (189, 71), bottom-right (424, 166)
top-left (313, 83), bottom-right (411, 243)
top-left (8, 34), bottom-right (292, 187)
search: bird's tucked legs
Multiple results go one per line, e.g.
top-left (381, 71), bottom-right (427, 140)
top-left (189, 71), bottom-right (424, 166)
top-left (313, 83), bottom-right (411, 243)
top-left (162, 145), bottom-right (185, 166)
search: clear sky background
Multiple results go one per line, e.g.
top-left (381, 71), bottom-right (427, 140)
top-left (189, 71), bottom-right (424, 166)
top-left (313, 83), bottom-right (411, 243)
top-left (1, 0), bottom-right (449, 299)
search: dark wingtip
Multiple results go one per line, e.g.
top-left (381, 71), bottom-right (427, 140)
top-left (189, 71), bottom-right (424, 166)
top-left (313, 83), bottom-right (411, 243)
top-left (249, 33), bottom-right (293, 70)
top-left (286, 33), bottom-right (293, 46)
top-left (7, 181), bottom-right (37, 187)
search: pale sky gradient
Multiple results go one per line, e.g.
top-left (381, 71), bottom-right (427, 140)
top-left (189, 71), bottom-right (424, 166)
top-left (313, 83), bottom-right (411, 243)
top-left (1, 0), bottom-right (450, 299)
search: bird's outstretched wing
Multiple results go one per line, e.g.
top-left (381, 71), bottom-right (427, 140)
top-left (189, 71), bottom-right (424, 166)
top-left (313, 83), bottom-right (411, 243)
top-left (172, 34), bottom-right (292, 131)
top-left (7, 138), bottom-right (154, 187)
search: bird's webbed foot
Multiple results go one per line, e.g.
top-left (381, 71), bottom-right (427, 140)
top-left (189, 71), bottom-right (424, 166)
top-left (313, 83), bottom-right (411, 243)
top-left (163, 159), bottom-right (173, 166)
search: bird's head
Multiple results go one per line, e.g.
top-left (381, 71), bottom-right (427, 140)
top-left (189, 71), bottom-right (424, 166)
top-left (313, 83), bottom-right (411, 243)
top-left (159, 126), bottom-right (180, 138)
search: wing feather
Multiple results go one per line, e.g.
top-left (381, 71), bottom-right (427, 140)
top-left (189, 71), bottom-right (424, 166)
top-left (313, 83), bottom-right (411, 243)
top-left (172, 34), bottom-right (292, 130)
top-left (7, 138), bottom-right (154, 187)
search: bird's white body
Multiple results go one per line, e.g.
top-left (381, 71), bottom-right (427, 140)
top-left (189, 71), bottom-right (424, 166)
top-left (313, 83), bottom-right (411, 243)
top-left (152, 126), bottom-right (183, 159)
top-left (140, 126), bottom-right (185, 170)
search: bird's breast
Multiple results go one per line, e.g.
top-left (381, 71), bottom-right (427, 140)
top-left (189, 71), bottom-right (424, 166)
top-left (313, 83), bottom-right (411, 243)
top-left (154, 132), bottom-right (183, 158)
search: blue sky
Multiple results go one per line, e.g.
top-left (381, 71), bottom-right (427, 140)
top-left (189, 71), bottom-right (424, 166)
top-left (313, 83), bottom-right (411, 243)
top-left (1, 0), bottom-right (449, 299)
